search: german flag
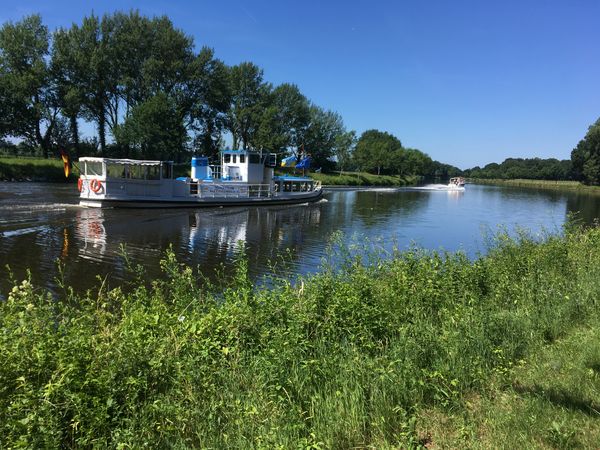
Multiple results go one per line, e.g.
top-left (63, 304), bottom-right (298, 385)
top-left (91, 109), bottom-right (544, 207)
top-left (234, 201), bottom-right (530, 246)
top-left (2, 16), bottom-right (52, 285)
top-left (59, 148), bottom-right (70, 178)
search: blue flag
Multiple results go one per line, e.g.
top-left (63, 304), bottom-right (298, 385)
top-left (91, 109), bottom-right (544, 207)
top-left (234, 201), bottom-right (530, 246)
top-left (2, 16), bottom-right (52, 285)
top-left (295, 156), bottom-right (311, 169)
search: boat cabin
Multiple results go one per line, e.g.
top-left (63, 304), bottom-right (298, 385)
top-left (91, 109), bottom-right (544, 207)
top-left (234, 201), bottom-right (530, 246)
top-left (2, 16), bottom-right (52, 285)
top-left (192, 150), bottom-right (277, 184)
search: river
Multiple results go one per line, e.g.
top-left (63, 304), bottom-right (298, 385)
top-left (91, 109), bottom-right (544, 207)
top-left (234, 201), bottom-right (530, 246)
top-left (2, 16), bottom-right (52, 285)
top-left (1, 182), bottom-right (599, 296)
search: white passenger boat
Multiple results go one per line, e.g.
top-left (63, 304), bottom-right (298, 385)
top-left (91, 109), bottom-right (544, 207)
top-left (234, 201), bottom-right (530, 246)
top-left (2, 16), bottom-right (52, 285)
top-left (77, 150), bottom-right (322, 208)
top-left (448, 177), bottom-right (466, 190)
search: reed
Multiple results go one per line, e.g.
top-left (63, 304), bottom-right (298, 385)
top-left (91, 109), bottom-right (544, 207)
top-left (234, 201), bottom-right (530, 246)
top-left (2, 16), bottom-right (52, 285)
top-left (1, 223), bottom-right (600, 447)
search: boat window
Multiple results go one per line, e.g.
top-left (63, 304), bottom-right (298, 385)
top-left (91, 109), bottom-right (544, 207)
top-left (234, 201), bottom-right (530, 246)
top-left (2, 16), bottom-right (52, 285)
top-left (240, 154), bottom-right (245, 163)
top-left (283, 181), bottom-right (292, 192)
top-left (85, 161), bottom-right (103, 177)
top-left (128, 165), bottom-right (144, 179)
top-left (249, 154), bottom-right (260, 164)
top-left (232, 154), bottom-right (237, 163)
top-left (224, 154), bottom-right (231, 163)
top-left (147, 165), bottom-right (160, 180)
top-left (161, 163), bottom-right (172, 179)
top-left (107, 164), bottom-right (126, 178)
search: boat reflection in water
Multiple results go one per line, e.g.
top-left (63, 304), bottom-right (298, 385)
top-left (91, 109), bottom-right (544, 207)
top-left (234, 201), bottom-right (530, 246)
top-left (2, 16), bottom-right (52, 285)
top-left (64, 200), bottom-right (325, 288)
top-left (74, 208), bottom-right (107, 261)
top-left (186, 203), bottom-right (324, 277)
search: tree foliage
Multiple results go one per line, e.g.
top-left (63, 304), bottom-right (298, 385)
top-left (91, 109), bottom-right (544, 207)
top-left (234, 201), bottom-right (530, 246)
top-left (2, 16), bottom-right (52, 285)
top-left (353, 130), bottom-right (402, 175)
top-left (113, 92), bottom-right (188, 161)
top-left (0, 15), bottom-right (58, 158)
top-left (302, 106), bottom-right (346, 171)
top-left (571, 118), bottom-right (600, 185)
top-left (226, 62), bottom-right (268, 151)
top-left (464, 157), bottom-right (573, 180)
top-left (0, 11), bottom-right (460, 177)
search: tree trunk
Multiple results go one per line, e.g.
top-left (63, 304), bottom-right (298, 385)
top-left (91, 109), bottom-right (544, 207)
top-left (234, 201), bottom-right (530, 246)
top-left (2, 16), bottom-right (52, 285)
top-left (70, 114), bottom-right (80, 155)
top-left (98, 114), bottom-right (106, 156)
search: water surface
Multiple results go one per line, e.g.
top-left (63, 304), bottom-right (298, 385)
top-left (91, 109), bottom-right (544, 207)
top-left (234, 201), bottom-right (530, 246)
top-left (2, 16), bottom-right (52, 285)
top-left (1, 182), bottom-right (599, 295)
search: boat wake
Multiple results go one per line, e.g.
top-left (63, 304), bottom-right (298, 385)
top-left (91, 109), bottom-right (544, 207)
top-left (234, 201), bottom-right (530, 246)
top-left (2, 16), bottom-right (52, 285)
top-left (0, 203), bottom-right (78, 212)
top-left (1, 225), bottom-right (50, 238)
top-left (414, 184), bottom-right (465, 191)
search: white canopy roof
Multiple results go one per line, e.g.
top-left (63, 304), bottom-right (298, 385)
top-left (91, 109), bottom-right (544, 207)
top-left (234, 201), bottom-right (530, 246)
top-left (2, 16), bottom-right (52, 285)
top-left (78, 157), bottom-right (171, 166)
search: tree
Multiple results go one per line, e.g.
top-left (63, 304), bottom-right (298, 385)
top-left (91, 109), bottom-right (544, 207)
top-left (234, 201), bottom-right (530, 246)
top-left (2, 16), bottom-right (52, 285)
top-left (334, 130), bottom-right (356, 173)
top-left (62, 14), bottom-right (111, 154)
top-left (571, 118), bottom-right (600, 185)
top-left (353, 129), bottom-right (402, 175)
top-left (184, 48), bottom-right (231, 160)
top-left (113, 92), bottom-right (187, 161)
top-left (270, 83), bottom-right (310, 157)
top-left (0, 15), bottom-right (59, 158)
top-left (253, 105), bottom-right (289, 153)
top-left (302, 105), bottom-right (345, 171)
top-left (52, 26), bottom-right (86, 155)
top-left (226, 62), bottom-right (269, 150)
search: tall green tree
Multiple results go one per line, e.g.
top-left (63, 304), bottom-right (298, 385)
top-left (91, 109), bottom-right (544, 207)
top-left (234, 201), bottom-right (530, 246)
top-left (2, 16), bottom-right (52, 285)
top-left (303, 105), bottom-right (345, 170)
top-left (184, 48), bottom-right (231, 159)
top-left (571, 118), bottom-right (600, 185)
top-left (52, 26), bottom-right (86, 155)
top-left (59, 14), bottom-right (111, 154)
top-left (114, 92), bottom-right (187, 161)
top-left (270, 83), bottom-right (310, 157)
top-left (334, 130), bottom-right (356, 173)
top-left (227, 62), bottom-right (269, 150)
top-left (353, 129), bottom-right (402, 175)
top-left (253, 105), bottom-right (288, 152)
top-left (100, 12), bottom-right (195, 140)
top-left (0, 15), bottom-right (58, 158)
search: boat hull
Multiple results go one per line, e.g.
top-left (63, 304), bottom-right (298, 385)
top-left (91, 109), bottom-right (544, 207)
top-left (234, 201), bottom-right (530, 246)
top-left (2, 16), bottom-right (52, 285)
top-left (80, 189), bottom-right (323, 208)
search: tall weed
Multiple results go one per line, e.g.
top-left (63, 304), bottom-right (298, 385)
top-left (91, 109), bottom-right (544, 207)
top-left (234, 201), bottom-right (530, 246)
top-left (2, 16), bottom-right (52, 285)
top-left (2, 225), bottom-right (600, 447)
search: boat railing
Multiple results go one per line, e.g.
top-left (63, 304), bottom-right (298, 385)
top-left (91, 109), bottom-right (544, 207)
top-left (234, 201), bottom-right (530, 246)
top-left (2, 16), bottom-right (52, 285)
top-left (188, 182), bottom-right (273, 199)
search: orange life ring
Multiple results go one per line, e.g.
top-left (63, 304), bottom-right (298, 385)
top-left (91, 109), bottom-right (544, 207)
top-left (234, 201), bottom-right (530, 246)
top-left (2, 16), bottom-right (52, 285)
top-left (77, 178), bottom-right (83, 192)
top-left (90, 179), bottom-right (103, 193)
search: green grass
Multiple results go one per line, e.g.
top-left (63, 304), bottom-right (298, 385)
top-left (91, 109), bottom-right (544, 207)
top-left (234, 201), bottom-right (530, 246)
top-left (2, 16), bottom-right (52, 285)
top-left (0, 157), bottom-right (78, 182)
top-left (471, 178), bottom-right (600, 193)
top-left (418, 318), bottom-right (600, 448)
top-left (2, 225), bottom-right (600, 447)
top-left (308, 171), bottom-right (419, 186)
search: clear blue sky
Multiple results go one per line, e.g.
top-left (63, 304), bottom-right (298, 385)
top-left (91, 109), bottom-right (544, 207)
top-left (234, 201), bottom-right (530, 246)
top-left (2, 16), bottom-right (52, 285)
top-left (2, 0), bottom-right (599, 169)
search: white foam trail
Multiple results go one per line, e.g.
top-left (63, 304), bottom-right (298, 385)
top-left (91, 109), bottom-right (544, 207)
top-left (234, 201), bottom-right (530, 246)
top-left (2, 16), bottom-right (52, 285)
top-left (411, 184), bottom-right (465, 192)
top-left (0, 203), bottom-right (76, 212)
top-left (1, 225), bottom-right (48, 238)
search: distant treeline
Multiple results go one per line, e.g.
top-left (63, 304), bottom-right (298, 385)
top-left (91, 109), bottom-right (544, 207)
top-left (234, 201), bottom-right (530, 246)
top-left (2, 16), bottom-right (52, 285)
top-left (464, 157), bottom-right (573, 180)
top-left (0, 12), bottom-right (454, 178)
top-left (465, 118), bottom-right (600, 185)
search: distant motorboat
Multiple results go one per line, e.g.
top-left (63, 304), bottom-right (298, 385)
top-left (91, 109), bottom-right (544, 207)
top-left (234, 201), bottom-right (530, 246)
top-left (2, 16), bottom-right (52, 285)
top-left (448, 177), bottom-right (466, 190)
top-left (77, 150), bottom-right (322, 208)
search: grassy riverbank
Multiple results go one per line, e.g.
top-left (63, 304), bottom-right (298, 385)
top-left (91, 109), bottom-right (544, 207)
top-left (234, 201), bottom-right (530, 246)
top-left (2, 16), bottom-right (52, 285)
top-left (0, 157), bottom-right (77, 182)
top-left (2, 225), bottom-right (600, 447)
top-left (310, 171), bottom-right (419, 186)
top-left (0, 157), bottom-right (415, 187)
top-left (470, 178), bottom-right (600, 193)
